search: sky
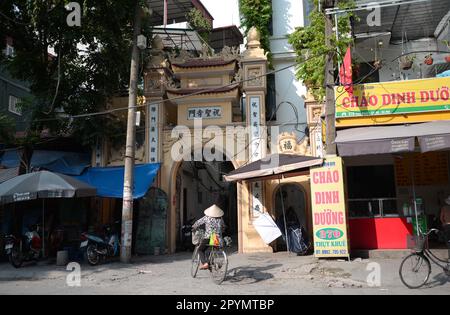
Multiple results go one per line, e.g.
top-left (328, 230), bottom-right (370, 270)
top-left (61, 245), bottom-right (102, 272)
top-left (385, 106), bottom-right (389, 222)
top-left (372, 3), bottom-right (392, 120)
top-left (201, 0), bottom-right (240, 28)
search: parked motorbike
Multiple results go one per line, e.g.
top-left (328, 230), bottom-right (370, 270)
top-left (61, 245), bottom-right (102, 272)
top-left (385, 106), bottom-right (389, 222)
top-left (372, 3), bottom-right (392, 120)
top-left (182, 218), bottom-right (196, 251)
top-left (80, 222), bottom-right (120, 266)
top-left (4, 224), bottom-right (42, 268)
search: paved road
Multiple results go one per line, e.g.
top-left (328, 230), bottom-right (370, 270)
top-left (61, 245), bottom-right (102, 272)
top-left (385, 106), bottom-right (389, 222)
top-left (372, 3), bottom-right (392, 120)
top-left (0, 251), bottom-right (449, 295)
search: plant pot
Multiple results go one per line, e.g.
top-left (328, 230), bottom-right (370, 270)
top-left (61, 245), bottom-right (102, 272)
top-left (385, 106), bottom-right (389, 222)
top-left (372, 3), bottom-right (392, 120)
top-left (400, 60), bottom-right (413, 70)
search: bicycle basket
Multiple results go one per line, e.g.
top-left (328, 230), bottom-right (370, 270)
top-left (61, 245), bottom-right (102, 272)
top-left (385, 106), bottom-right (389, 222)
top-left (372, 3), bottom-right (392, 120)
top-left (192, 230), bottom-right (204, 245)
top-left (407, 235), bottom-right (426, 251)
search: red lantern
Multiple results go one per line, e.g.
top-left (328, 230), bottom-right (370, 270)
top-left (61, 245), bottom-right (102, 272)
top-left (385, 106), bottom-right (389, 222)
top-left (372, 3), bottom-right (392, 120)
top-left (445, 56), bottom-right (450, 63)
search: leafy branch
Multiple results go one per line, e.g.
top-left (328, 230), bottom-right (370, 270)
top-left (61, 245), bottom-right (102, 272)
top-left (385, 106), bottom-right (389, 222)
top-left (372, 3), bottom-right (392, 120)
top-left (288, 0), bottom-right (356, 101)
top-left (239, 0), bottom-right (273, 65)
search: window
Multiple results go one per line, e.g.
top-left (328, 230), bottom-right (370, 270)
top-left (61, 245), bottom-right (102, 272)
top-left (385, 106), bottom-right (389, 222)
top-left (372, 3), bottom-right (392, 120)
top-left (346, 165), bottom-right (398, 218)
top-left (8, 95), bottom-right (22, 116)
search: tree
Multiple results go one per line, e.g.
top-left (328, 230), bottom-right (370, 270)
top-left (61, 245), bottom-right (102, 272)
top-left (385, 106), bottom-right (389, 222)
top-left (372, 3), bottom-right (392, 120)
top-left (0, 113), bottom-right (14, 143)
top-left (239, 0), bottom-right (273, 63)
top-left (186, 8), bottom-right (212, 43)
top-left (288, 0), bottom-right (355, 101)
top-left (0, 0), bottom-right (153, 150)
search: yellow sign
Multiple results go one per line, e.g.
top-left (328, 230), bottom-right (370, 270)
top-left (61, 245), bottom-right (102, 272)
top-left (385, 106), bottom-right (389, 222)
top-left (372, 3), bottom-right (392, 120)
top-left (335, 77), bottom-right (450, 126)
top-left (310, 157), bottom-right (350, 258)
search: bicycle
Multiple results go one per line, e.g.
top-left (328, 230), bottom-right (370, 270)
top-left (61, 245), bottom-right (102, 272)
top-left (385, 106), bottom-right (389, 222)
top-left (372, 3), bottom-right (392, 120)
top-left (191, 236), bottom-right (231, 285)
top-left (399, 228), bottom-right (450, 289)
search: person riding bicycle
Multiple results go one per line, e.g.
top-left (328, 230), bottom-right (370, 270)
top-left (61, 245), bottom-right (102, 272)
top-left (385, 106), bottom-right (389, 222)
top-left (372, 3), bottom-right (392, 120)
top-left (192, 205), bottom-right (225, 270)
top-left (440, 195), bottom-right (450, 261)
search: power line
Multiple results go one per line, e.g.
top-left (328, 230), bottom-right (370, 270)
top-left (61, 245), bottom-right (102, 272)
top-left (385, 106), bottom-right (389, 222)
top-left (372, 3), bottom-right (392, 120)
top-left (30, 62), bottom-right (299, 124)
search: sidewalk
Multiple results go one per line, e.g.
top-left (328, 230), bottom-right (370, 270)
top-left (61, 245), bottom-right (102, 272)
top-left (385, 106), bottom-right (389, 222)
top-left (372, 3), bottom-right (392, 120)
top-left (0, 251), bottom-right (449, 295)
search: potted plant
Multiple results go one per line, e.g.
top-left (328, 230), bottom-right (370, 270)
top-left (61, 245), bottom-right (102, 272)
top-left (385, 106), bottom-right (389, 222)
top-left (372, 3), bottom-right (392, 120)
top-left (424, 54), bottom-right (433, 66)
top-left (400, 55), bottom-right (414, 70)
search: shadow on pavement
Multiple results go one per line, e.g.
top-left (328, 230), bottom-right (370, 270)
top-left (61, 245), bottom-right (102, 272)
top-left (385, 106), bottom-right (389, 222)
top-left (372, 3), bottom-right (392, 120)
top-left (425, 272), bottom-right (450, 289)
top-left (226, 264), bottom-right (282, 285)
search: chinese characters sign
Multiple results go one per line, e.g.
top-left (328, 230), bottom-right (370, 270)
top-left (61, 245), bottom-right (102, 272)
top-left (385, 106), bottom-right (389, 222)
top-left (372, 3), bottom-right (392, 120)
top-left (148, 103), bottom-right (159, 163)
top-left (249, 96), bottom-right (262, 162)
top-left (310, 157), bottom-right (350, 258)
top-left (187, 106), bottom-right (222, 120)
top-left (249, 96), bottom-right (264, 219)
top-left (251, 182), bottom-right (263, 219)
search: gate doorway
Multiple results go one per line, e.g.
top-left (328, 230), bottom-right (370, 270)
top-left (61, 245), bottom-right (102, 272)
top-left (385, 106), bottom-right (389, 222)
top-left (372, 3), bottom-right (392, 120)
top-left (273, 184), bottom-right (308, 252)
top-left (175, 159), bottom-right (238, 252)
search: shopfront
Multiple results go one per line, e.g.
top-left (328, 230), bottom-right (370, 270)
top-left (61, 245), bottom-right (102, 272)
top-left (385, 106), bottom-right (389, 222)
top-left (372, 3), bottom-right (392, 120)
top-left (335, 77), bottom-right (450, 250)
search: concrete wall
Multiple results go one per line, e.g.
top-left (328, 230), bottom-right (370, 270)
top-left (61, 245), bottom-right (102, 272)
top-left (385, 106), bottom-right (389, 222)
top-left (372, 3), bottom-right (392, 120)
top-left (270, 0), bottom-right (309, 141)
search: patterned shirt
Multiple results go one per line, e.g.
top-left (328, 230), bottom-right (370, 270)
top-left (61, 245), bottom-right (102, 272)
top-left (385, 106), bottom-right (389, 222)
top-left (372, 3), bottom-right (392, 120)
top-left (192, 216), bottom-right (224, 239)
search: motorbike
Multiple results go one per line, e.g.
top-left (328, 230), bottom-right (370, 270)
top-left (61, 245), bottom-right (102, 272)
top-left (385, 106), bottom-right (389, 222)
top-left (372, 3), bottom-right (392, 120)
top-left (4, 224), bottom-right (42, 268)
top-left (181, 218), bottom-right (196, 251)
top-left (80, 222), bottom-right (120, 266)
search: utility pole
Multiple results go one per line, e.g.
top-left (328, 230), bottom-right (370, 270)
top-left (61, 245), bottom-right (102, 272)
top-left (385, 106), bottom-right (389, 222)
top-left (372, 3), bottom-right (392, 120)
top-left (323, 0), bottom-right (337, 156)
top-left (121, 1), bottom-right (143, 264)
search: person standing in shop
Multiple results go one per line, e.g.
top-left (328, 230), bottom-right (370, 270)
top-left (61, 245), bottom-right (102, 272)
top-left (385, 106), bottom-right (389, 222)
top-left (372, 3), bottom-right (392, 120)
top-left (440, 196), bottom-right (450, 261)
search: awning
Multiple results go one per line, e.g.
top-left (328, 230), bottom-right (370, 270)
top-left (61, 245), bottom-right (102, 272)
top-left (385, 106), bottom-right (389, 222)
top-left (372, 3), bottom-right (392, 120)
top-left (0, 171), bottom-right (96, 205)
top-left (224, 154), bottom-right (323, 182)
top-left (73, 163), bottom-right (160, 199)
top-left (335, 121), bottom-right (450, 156)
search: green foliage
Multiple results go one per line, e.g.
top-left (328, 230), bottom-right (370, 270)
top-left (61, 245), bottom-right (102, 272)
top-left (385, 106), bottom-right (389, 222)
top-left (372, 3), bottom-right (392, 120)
top-left (0, 113), bottom-right (14, 144)
top-left (239, 0), bottom-right (273, 63)
top-left (0, 0), bottom-right (141, 147)
top-left (288, 0), bottom-right (355, 101)
top-left (186, 8), bottom-right (212, 43)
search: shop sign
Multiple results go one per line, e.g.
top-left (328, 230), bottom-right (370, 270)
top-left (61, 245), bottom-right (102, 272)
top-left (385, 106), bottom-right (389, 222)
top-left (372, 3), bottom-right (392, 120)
top-left (187, 106), bottom-right (222, 120)
top-left (335, 77), bottom-right (450, 118)
top-left (310, 157), bottom-right (350, 258)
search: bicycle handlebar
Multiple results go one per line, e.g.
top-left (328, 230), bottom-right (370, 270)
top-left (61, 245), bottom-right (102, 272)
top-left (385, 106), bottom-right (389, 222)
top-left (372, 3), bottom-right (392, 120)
top-left (421, 228), bottom-right (439, 237)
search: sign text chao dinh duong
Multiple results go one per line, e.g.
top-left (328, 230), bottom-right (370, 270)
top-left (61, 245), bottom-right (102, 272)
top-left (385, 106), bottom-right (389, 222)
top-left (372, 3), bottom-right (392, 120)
top-left (335, 77), bottom-right (450, 126)
top-left (310, 157), bottom-right (350, 259)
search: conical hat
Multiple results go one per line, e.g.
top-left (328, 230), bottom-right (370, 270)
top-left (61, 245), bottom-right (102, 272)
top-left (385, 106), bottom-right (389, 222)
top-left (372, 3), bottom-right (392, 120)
top-left (204, 205), bottom-right (224, 218)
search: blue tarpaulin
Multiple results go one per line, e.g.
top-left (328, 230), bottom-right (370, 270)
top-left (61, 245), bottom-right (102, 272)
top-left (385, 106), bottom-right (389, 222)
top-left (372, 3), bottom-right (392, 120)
top-left (0, 149), bottom-right (21, 168)
top-left (0, 150), bottom-right (90, 175)
top-left (437, 70), bottom-right (450, 78)
top-left (73, 163), bottom-right (160, 199)
top-left (31, 150), bottom-right (91, 175)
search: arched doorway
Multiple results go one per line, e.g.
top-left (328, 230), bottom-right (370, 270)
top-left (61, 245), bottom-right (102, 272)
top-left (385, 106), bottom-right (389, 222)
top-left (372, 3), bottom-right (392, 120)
top-left (174, 157), bottom-right (238, 252)
top-left (273, 184), bottom-right (308, 252)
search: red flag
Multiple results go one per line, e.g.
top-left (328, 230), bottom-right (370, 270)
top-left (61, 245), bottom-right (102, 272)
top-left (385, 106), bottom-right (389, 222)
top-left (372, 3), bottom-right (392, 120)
top-left (339, 47), bottom-right (353, 95)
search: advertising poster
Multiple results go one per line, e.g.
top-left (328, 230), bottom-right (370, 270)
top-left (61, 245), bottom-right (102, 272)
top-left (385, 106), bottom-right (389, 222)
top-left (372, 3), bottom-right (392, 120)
top-left (310, 157), bottom-right (350, 258)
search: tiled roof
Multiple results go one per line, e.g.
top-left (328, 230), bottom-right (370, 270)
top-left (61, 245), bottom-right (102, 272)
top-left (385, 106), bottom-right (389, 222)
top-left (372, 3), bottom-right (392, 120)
top-left (167, 84), bottom-right (239, 95)
top-left (172, 58), bottom-right (237, 69)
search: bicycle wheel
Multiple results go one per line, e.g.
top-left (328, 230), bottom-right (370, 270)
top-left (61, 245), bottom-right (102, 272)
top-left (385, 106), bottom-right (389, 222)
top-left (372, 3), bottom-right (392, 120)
top-left (399, 253), bottom-right (431, 289)
top-left (191, 246), bottom-right (200, 278)
top-left (210, 248), bottom-right (228, 285)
